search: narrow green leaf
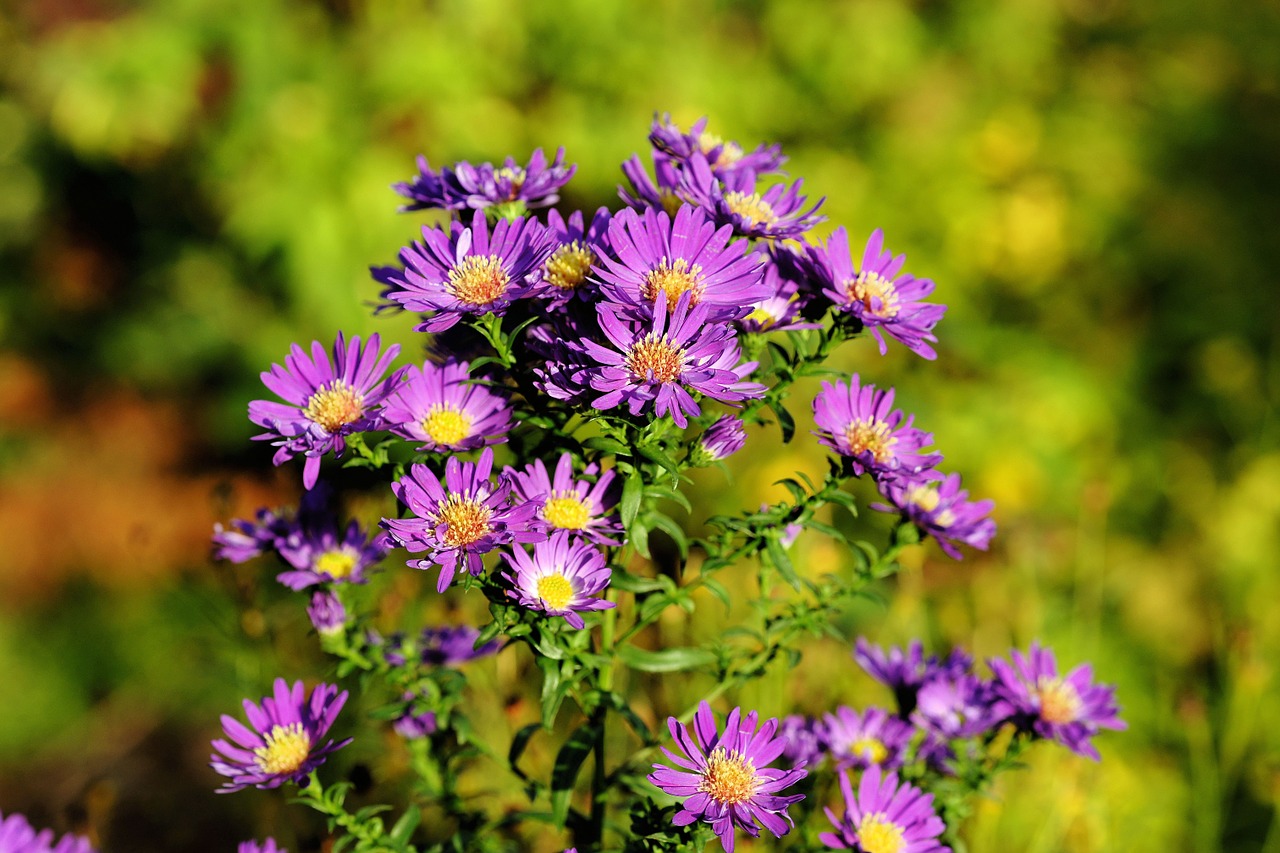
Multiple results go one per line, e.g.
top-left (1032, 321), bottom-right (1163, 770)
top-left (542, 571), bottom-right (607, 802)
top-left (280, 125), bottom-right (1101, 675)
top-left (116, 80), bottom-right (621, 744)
top-left (616, 644), bottom-right (716, 672)
top-left (766, 535), bottom-right (801, 589)
top-left (620, 468), bottom-right (644, 528)
top-left (550, 725), bottom-right (597, 827)
top-left (769, 400), bottom-right (797, 443)
top-left (389, 807), bottom-right (421, 845)
top-left (508, 723), bottom-right (541, 778)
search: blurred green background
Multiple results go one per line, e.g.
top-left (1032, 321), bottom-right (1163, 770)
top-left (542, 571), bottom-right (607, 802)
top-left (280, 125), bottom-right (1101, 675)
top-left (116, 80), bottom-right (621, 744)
top-left (1, 0), bottom-right (1277, 850)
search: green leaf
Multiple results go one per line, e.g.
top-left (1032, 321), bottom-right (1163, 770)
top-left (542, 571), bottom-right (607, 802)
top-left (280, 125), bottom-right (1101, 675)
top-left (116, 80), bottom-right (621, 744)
top-left (646, 512), bottom-right (689, 559)
top-left (766, 535), bottom-right (801, 589)
top-left (610, 571), bottom-right (666, 593)
top-left (620, 468), bottom-right (644, 528)
top-left (583, 436), bottom-right (631, 456)
top-left (629, 521), bottom-right (651, 559)
top-left (389, 807), bottom-right (421, 845)
top-left (616, 644), bottom-right (716, 672)
top-left (508, 723), bottom-right (541, 779)
top-left (538, 658), bottom-right (569, 728)
top-left (550, 724), bottom-right (597, 827)
top-left (769, 400), bottom-right (796, 443)
top-left (702, 576), bottom-right (731, 610)
top-left (638, 444), bottom-right (681, 476)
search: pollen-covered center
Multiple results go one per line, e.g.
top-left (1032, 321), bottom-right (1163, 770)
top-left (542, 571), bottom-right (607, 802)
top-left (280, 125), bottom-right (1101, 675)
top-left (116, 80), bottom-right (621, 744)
top-left (448, 254), bottom-right (510, 307)
top-left (843, 418), bottom-right (895, 463)
top-left (724, 191), bottom-right (777, 227)
top-left (1036, 677), bottom-right (1083, 725)
top-left (315, 549), bottom-right (357, 580)
top-left (545, 241), bottom-right (596, 290)
top-left (642, 258), bottom-right (705, 311)
top-left (856, 813), bottom-right (906, 853)
top-left (254, 722), bottom-right (312, 776)
top-left (699, 748), bottom-right (760, 806)
top-left (435, 494), bottom-right (494, 547)
top-left (848, 736), bottom-right (889, 765)
top-left (905, 484), bottom-right (941, 512)
top-left (543, 491), bottom-right (592, 530)
top-left (304, 381), bottom-right (365, 433)
top-left (495, 166), bottom-right (526, 198)
top-left (422, 404), bottom-right (472, 446)
top-left (625, 334), bottom-right (686, 384)
top-left (658, 190), bottom-right (685, 218)
top-left (536, 572), bottom-right (575, 611)
top-left (847, 270), bottom-right (901, 318)
top-left (745, 305), bottom-right (777, 329)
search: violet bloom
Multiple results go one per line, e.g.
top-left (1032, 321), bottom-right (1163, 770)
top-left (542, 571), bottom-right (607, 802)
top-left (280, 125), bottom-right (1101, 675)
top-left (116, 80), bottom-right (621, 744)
top-left (988, 643), bottom-right (1126, 760)
top-left (820, 765), bottom-right (950, 853)
top-left (382, 448), bottom-right (542, 593)
top-left (618, 153), bottom-right (689, 216)
top-left (913, 674), bottom-right (1003, 741)
top-left (394, 148), bottom-right (575, 212)
top-left (238, 841), bottom-right (286, 853)
top-left (307, 590), bottom-right (346, 637)
top-left (808, 228), bottom-right (947, 359)
top-left (778, 714), bottom-right (828, 767)
top-left (249, 333), bottom-right (405, 488)
top-left (649, 701), bottom-right (807, 853)
top-left (276, 516), bottom-right (385, 590)
top-left (874, 473), bottom-right (997, 560)
top-left (583, 293), bottom-right (764, 429)
top-left (389, 209), bottom-right (556, 332)
top-left (648, 113), bottom-right (786, 177)
top-left (692, 415), bottom-right (748, 465)
top-left (0, 811), bottom-right (96, 853)
top-left (541, 208), bottom-right (612, 305)
top-left (812, 376), bottom-right (943, 481)
top-left (213, 507), bottom-right (289, 563)
top-left (683, 154), bottom-right (825, 240)
top-left (420, 625), bottom-right (502, 666)
top-left (503, 533), bottom-right (615, 629)
top-left (210, 678), bottom-right (350, 793)
top-left (392, 694), bottom-right (438, 740)
top-left (739, 263), bottom-right (821, 335)
top-left (381, 360), bottom-right (515, 453)
top-left (504, 452), bottom-right (622, 545)
top-left (596, 205), bottom-right (768, 322)
top-left (853, 638), bottom-right (972, 717)
top-left (823, 706), bottom-right (914, 771)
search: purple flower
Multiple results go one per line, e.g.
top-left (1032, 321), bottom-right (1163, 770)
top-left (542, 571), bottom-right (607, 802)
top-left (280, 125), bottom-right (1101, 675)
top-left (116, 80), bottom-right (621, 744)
top-left (392, 694), bottom-right (438, 739)
top-left (210, 678), bottom-right (350, 793)
top-left (248, 333), bottom-right (405, 489)
top-left (988, 643), bottom-right (1126, 760)
top-left (618, 153), bottom-right (689, 216)
top-left (812, 376), bottom-right (943, 481)
top-left (394, 148), bottom-right (575, 212)
top-left (213, 507), bottom-right (289, 563)
top-left (238, 841), bottom-right (286, 853)
top-left (0, 811), bottom-right (96, 853)
top-left (692, 415), bottom-right (748, 465)
top-left (778, 714), bottom-right (828, 767)
top-left (307, 590), bottom-right (346, 637)
top-left (853, 638), bottom-right (972, 717)
top-left (504, 452), bottom-right (622, 545)
top-left (873, 473), bottom-right (997, 560)
top-left (382, 448), bottom-right (542, 593)
top-left (913, 674), bottom-right (1003, 741)
top-left (823, 706), bottom-right (914, 771)
top-left (683, 155), bottom-right (825, 240)
top-left (648, 113), bottom-right (786, 177)
top-left (389, 210), bottom-right (557, 332)
top-left (276, 516), bottom-right (386, 590)
top-left (738, 262), bottom-right (822, 334)
top-left (596, 206), bottom-right (768, 321)
top-left (820, 765), bottom-right (950, 852)
top-left (808, 228), bottom-right (947, 359)
top-left (648, 701), bottom-right (807, 853)
top-left (541, 208), bottom-right (612, 305)
top-left (583, 293), bottom-right (764, 429)
top-left (381, 360), bottom-right (516, 452)
top-left (419, 624), bottom-right (502, 666)
top-left (502, 533), bottom-right (615, 629)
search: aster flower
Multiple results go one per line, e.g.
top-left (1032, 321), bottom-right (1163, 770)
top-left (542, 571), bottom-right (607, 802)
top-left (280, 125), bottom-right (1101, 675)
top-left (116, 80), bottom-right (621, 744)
top-left (618, 153), bottom-right (689, 216)
top-left (248, 333), bottom-right (405, 489)
top-left (238, 841), bottom-right (286, 853)
top-left (213, 507), bottom-right (289, 563)
top-left (504, 452), bottom-right (622, 544)
top-left (419, 624), bottom-right (503, 666)
top-left (820, 765), bottom-right (950, 852)
top-left (382, 448), bottom-right (542, 593)
top-left (307, 590), bottom-right (346, 637)
top-left (649, 701), bottom-right (807, 853)
top-left (873, 473), bottom-right (997, 560)
top-left (392, 693), bottom-right (438, 739)
top-left (812, 376), bottom-right (943, 481)
top-left (0, 811), bottom-right (95, 853)
top-left (389, 209), bottom-right (557, 332)
top-left (853, 638), bottom-right (973, 717)
top-left (778, 714), bottom-right (828, 767)
top-left (540, 208), bottom-right (612, 305)
top-left (502, 533), bottom-right (615, 629)
top-left (738, 262), bottom-right (822, 335)
top-left (394, 148), bottom-right (575, 212)
top-left (823, 706), bottom-right (914, 772)
top-left (683, 155), bottom-right (825, 240)
top-left (596, 205), bottom-right (768, 321)
top-left (988, 643), bottom-right (1126, 760)
top-left (276, 515), bottom-right (386, 590)
top-left (381, 360), bottom-right (516, 452)
top-left (807, 228), bottom-right (947, 359)
top-left (691, 415), bottom-right (748, 465)
top-left (583, 293), bottom-right (764, 429)
top-left (648, 113), bottom-right (786, 177)
top-left (210, 678), bottom-right (350, 793)
top-left (913, 673), bottom-right (1003, 741)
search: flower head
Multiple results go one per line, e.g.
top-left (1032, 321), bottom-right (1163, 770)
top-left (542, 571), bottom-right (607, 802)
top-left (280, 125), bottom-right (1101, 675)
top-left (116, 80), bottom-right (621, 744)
top-left (503, 533), bottom-right (615, 629)
top-left (692, 415), bottom-right (748, 465)
top-left (912, 673), bottom-right (1004, 741)
top-left (823, 706), bottom-right (914, 772)
top-left (381, 360), bottom-right (516, 452)
top-left (618, 153), bottom-right (689, 216)
top-left (210, 678), bottom-right (350, 792)
top-left (419, 624), bottom-right (503, 666)
top-left (0, 811), bottom-right (96, 853)
top-left (873, 473), bottom-right (996, 560)
top-left (504, 452), bottom-right (622, 544)
top-left (648, 113), bottom-right (786, 177)
top-left (820, 765), bottom-right (950, 852)
top-left (307, 590), bottom-right (346, 637)
top-left (238, 841), bottom-right (286, 853)
top-left (738, 261), bottom-right (822, 335)
top-left (813, 377), bottom-right (942, 481)
top-left (394, 148), bottom-right (575, 212)
top-left (853, 638), bottom-right (973, 717)
top-left (213, 506), bottom-right (290, 563)
top-left (778, 714), bottom-right (828, 767)
top-left (683, 155), bottom-right (825, 240)
top-left (392, 693), bottom-right (438, 740)
top-left (541, 208), bottom-right (612, 305)
top-left (648, 701), bottom-right (807, 852)
top-left (276, 516), bottom-right (386, 590)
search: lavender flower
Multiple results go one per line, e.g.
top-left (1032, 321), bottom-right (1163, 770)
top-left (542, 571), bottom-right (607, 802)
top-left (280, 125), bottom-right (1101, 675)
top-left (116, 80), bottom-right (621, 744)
top-left (691, 415), bottom-right (748, 465)
top-left (541, 208), bottom-right (612, 304)
top-left (618, 153), bottom-right (688, 216)
top-left (306, 590), bottom-right (346, 637)
top-left (238, 841), bottom-right (286, 853)
top-left (381, 360), bottom-right (515, 452)
top-left (392, 694), bottom-right (438, 739)
top-left (683, 155), bottom-right (825, 240)
top-left (504, 452), bottom-right (622, 545)
top-left (812, 376), bottom-right (942, 481)
top-left (823, 706), bottom-right (914, 771)
top-left (502, 533), bottom-right (615, 629)
top-left (276, 516), bottom-right (386, 590)
top-left (820, 765), bottom-right (950, 852)
top-left (853, 638), bottom-right (972, 717)
top-left (0, 811), bottom-right (96, 853)
top-left (913, 674), bottom-right (1003, 740)
top-left (213, 507), bottom-right (289, 563)
top-left (648, 113), bottom-right (786, 177)
top-left (778, 714), bottom-right (828, 767)
top-left (210, 678), bottom-right (350, 792)
top-left (248, 333), bottom-right (405, 488)
top-left (394, 148), bottom-right (575, 212)
top-left (988, 643), bottom-right (1126, 760)
top-left (874, 473), bottom-right (997, 559)
top-left (649, 701), bottom-right (807, 852)
top-left (420, 624), bottom-right (502, 666)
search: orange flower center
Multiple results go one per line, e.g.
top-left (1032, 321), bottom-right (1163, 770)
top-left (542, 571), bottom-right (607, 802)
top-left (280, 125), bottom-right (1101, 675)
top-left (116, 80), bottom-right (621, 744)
top-left (625, 334), bottom-right (685, 384)
top-left (847, 271), bottom-right (900, 318)
top-left (448, 254), bottom-right (510, 307)
top-left (545, 241), bottom-right (596, 290)
top-left (433, 494), bottom-right (494, 547)
top-left (1036, 677), bottom-right (1083, 725)
top-left (843, 418), bottom-right (895, 462)
top-left (698, 748), bottom-right (760, 806)
top-left (642, 258), bottom-right (704, 312)
top-left (304, 381), bottom-right (364, 433)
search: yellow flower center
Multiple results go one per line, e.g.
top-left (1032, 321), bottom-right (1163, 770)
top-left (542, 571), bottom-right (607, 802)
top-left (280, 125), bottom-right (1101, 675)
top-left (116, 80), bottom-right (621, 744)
top-left (304, 381), bottom-right (364, 433)
top-left (315, 549), bottom-right (357, 580)
top-left (699, 748), bottom-right (760, 806)
top-left (906, 484), bottom-right (941, 512)
top-left (641, 258), bottom-right (704, 312)
top-left (625, 334), bottom-right (685, 384)
top-left (844, 418), bottom-right (895, 462)
top-left (723, 191), bottom-right (777, 227)
top-left (495, 166), bottom-right (526, 198)
top-left (847, 270), bottom-right (901, 318)
top-left (697, 132), bottom-right (744, 169)
top-left (447, 254), bottom-right (510, 307)
top-left (421, 405), bottom-right (472, 446)
top-left (857, 813), bottom-right (906, 853)
top-left (536, 572), bottom-right (575, 611)
top-left (745, 306), bottom-right (777, 329)
top-left (254, 722), bottom-right (312, 776)
top-left (433, 494), bottom-right (494, 547)
top-left (1036, 677), bottom-right (1083, 725)
top-left (545, 241), bottom-right (596, 290)
top-left (542, 492), bottom-right (592, 530)
top-left (848, 736), bottom-right (888, 765)
top-left (658, 190), bottom-right (685, 218)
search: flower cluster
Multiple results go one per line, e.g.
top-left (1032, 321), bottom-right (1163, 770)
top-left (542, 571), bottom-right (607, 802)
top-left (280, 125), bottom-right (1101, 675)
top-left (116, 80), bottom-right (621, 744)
top-left (0, 811), bottom-right (95, 853)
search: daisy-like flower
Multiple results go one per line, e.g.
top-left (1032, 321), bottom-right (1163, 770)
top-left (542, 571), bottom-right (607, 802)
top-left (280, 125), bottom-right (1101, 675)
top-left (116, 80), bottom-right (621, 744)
top-left (394, 148), bottom-right (576, 212)
top-left (213, 507), bottom-right (289, 563)
top-left (210, 678), bottom-right (350, 793)
top-left (238, 840), bottom-right (286, 853)
top-left (648, 701), bottom-right (807, 853)
top-left (0, 810), bottom-right (96, 853)
top-left (913, 674), bottom-right (1003, 741)
top-left (820, 765), bottom-right (950, 853)
top-left (392, 693), bottom-right (438, 740)
top-left (683, 155), bottom-right (825, 240)
top-left (823, 706), bottom-right (914, 772)
top-left (808, 228), bottom-right (947, 359)
top-left (648, 113), bottom-right (786, 177)
top-left (988, 643), bottom-right (1126, 761)
top-left (812, 376), bottom-right (942, 481)
top-left (419, 624), bottom-right (502, 666)
top-left (618, 153), bottom-right (688, 216)
top-left (691, 414), bottom-right (748, 465)
top-left (381, 448), bottom-right (541, 593)
top-left (307, 590), bottom-right (346, 637)
top-left (874, 473), bottom-right (997, 560)
top-left (504, 452), bottom-right (622, 544)
top-left (596, 205), bottom-right (768, 322)
top-left (540, 208), bottom-right (612, 305)
top-left (381, 360), bottom-right (515, 452)
top-left (739, 262), bottom-right (822, 335)
top-left (583, 293), bottom-right (765, 429)
top-left (778, 714), bottom-right (828, 767)
top-left (248, 333), bottom-right (405, 489)
top-left (389, 209), bottom-right (557, 332)
top-left (276, 516), bottom-right (386, 590)
top-left (502, 532), bottom-right (615, 629)
top-left (854, 638), bottom-right (973, 717)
